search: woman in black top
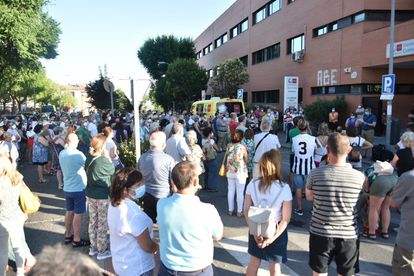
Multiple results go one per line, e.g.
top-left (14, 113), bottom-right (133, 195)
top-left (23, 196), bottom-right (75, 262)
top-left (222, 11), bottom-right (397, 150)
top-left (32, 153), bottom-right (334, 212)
top-left (391, 131), bottom-right (414, 176)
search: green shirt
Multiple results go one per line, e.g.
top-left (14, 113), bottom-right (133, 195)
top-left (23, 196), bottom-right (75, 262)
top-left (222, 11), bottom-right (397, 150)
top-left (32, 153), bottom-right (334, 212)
top-left (289, 128), bottom-right (300, 149)
top-left (85, 155), bottom-right (115, 199)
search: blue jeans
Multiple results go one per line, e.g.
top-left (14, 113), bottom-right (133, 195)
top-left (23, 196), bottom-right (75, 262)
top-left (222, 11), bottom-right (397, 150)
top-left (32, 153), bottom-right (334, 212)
top-left (204, 159), bottom-right (218, 190)
top-left (158, 263), bottom-right (213, 276)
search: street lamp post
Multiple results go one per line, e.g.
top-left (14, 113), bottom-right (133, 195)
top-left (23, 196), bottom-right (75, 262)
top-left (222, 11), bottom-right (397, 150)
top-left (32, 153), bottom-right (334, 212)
top-left (385, 0), bottom-right (395, 149)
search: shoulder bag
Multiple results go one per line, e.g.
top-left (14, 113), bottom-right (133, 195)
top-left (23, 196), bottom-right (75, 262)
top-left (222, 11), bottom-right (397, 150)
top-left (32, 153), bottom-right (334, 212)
top-left (19, 182), bottom-right (41, 215)
top-left (247, 180), bottom-right (284, 238)
top-left (218, 146), bottom-right (229, 177)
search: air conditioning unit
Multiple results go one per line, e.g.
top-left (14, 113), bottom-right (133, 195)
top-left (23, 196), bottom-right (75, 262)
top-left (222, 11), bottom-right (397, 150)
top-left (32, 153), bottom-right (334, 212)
top-left (292, 50), bottom-right (304, 63)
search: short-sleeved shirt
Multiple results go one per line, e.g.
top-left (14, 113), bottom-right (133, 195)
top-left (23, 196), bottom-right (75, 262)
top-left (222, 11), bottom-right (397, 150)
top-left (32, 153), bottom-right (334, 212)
top-left (361, 114), bottom-right (377, 130)
top-left (165, 135), bottom-right (191, 163)
top-left (306, 164), bottom-right (364, 239)
top-left (392, 169), bottom-right (414, 251)
top-left (246, 180), bottom-right (292, 222)
top-left (292, 134), bottom-right (316, 175)
top-left (59, 146), bottom-right (87, 192)
top-left (0, 177), bottom-right (25, 222)
top-left (157, 193), bottom-right (223, 271)
top-left (253, 132), bottom-right (281, 163)
top-left (138, 150), bottom-right (176, 199)
top-left (108, 198), bottom-right (155, 276)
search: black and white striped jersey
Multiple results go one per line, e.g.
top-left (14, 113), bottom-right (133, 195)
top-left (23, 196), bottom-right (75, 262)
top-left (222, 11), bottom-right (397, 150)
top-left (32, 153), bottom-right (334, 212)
top-left (292, 133), bottom-right (316, 175)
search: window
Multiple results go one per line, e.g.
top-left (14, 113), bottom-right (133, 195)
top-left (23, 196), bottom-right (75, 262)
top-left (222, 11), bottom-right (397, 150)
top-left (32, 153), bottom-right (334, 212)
top-left (253, 0), bottom-right (280, 25)
top-left (311, 85), bottom-right (351, 95)
top-left (207, 69), bottom-right (213, 78)
top-left (287, 34), bottom-right (305, 54)
top-left (240, 55), bottom-right (248, 67)
top-left (353, 12), bottom-right (365, 23)
top-left (332, 23), bottom-right (338, 31)
top-left (214, 33), bottom-right (228, 48)
top-left (231, 26), bottom-right (238, 38)
top-left (241, 19), bottom-right (249, 32)
top-left (337, 16), bottom-right (352, 29)
top-left (252, 90), bottom-right (280, 103)
top-left (287, 0), bottom-right (296, 4)
top-left (203, 43), bottom-right (213, 55)
top-left (208, 44), bottom-right (213, 52)
top-left (196, 51), bottom-right (202, 60)
top-left (268, 0), bottom-right (280, 15)
top-left (230, 18), bottom-right (249, 39)
top-left (243, 91), bottom-right (248, 103)
top-left (317, 26), bottom-right (328, 36)
top-left (254, 7), bottom-right (266, 24)
top-left (253, 43), bottom-right (280, 65)
top-left (215, 37), bottom-right (222, 48)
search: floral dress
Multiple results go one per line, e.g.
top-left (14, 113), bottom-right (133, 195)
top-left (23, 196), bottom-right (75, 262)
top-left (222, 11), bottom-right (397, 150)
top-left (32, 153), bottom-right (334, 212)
top-left (226, 143), bottom-right (248, 177)
top-left (32, 134), bottom-right (48, 164)
top-left (189, 144), bottom-right (205, 173)
top-left (242, 138), bottom-right (254, 174)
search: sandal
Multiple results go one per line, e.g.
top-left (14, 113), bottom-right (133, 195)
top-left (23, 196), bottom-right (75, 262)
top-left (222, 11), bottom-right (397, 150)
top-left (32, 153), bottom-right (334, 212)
top-left (381, 232), bottom-right (390, 239)
top-left (64, 235), bottom-right (73, 244)
top-left (368, 234), bottom-right (376, 240)
top-left (39, 179), bottom-right (47, 183)
top-left (72, 239), bottom-right (90, 248)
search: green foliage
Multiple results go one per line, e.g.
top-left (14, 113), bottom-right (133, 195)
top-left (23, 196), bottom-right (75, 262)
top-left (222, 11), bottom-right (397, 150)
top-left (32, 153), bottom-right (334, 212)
top-left (303, 96), bottom-right (347, 125)
top-left (153, 58), bottom-right (208, 111)
top-left (118, 139), bottom-right (136, 168)
top-left (209, 59), bottom-right (249, 99)
top-left (137, 35), bottom-right (195, 80)
top-left (85, 67), bottom-right (133, 112)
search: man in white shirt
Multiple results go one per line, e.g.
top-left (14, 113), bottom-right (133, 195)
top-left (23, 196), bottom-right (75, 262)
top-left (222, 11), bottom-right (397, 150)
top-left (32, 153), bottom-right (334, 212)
top-left (165, 124), bottom-right (192, 163)
top-left (157, 161), bottom-right (223, 275)
top-left (164, 115), bottom-right (178, 138)
top-left (253, 120), bottom-right (281, 179)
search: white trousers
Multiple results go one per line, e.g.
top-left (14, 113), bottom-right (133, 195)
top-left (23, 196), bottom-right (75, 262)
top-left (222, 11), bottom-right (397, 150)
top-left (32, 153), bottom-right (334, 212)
top-left (227, 175), bottom-right (246, 213)
top-left (0, 220), bottom-right (25, 276)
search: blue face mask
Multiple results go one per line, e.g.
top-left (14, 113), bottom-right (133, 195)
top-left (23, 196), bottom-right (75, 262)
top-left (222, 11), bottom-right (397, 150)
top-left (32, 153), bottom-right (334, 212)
top-left (132, 185), bottom-right (145, 199)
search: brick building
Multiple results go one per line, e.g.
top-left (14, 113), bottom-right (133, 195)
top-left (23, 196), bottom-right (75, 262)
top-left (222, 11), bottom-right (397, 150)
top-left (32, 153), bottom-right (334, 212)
top-left (194, 0), bottom-right (414, 127)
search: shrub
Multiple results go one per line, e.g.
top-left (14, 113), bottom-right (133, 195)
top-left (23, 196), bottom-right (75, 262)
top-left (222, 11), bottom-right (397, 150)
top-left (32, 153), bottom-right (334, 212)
top-left (303, 96), bottom-right (347, 126)
top-left (118, 139), bottom-right (136, 168)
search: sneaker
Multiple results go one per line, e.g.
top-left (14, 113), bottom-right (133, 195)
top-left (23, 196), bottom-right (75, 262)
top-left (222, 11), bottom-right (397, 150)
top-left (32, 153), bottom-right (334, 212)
top-left (97, 250), bottom-right (111, 260)
top-left (88, 248), bottom-right (98, 256)
top-left (228, 211), bottom-right (234, 216)
top-left (294, 209), bottom-right (303, 216)
top-left (236, 212), bottom-right (244, 217)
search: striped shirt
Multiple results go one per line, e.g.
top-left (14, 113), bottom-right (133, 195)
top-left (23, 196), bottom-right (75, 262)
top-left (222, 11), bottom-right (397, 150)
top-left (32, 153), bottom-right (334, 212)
top-left (306, 164), bottom-right (364, 239)
top-left (292, 134), bottom-right (316, 175)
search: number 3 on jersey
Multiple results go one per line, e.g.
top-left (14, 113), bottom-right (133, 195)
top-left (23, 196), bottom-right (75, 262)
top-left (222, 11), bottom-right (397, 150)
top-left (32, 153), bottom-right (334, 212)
top-left (298, 142), bottom-right (307, 155)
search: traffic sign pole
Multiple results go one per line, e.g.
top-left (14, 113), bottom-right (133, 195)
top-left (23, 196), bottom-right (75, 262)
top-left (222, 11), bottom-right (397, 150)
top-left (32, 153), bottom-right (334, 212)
top-left (385, 0), bottom-right (395, 149)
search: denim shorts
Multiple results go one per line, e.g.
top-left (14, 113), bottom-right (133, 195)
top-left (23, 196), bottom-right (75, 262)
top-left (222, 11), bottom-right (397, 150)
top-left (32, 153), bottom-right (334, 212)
top-left (64, 191), bottom-right (86, 214)
top-left (293, 174), bottom-right (307, 190)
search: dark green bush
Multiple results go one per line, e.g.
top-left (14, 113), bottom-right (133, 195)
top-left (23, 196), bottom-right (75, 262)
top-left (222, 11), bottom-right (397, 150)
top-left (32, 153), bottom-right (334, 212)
top-left (303, 96), bottom-right (347, 125)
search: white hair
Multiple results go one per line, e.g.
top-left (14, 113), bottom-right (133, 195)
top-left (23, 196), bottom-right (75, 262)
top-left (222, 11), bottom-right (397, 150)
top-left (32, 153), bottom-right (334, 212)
top-left (187, 130), bottom-right (197, 142)
top-left (260, 120), bottom-right (271, 132)
top-left (401, 131), bottom-right (414, 148)
top-left (150, 131), bottom-right (166, 149)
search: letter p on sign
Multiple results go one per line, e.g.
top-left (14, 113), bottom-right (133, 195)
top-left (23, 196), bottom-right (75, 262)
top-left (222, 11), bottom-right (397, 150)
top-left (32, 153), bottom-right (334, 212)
top-left (380, 74), bottom-right (395, 101)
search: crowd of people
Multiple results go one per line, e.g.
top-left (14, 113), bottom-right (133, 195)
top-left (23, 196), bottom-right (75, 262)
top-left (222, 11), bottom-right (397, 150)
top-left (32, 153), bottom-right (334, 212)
top-left (0, 103), bottom-right (413, 276)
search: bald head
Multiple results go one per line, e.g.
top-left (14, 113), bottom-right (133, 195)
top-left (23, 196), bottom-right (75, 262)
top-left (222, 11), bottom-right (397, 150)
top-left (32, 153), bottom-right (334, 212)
top-left (66, 133), bottom-right (79, 147)
top-left (327, 133), bottom-right (350, 157)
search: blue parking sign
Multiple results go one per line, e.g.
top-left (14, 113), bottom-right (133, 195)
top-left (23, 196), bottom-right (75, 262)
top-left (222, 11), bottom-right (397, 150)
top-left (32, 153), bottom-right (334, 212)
top-left (381, 74), bottom-right (395, 100)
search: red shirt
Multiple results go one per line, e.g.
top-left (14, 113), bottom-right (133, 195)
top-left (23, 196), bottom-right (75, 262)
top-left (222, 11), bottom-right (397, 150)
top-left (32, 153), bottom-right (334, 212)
top-left (229, 121), bottom-right (238, 133)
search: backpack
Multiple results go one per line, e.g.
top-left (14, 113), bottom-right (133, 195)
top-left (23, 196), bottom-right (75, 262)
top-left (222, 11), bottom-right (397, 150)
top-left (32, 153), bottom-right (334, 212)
top-left (247, 180), bottom-right (284, 238)
top-left (348, 137), bottom-right (362, 162)
top-left (203, 140), bottom-right (217, 161)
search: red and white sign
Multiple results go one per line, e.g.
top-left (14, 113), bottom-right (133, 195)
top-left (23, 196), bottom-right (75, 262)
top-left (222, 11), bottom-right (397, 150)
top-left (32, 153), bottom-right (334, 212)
top-left (386, 39), bottom-right (414, 58)
top-left (284, 76), bottom-right (299, 111)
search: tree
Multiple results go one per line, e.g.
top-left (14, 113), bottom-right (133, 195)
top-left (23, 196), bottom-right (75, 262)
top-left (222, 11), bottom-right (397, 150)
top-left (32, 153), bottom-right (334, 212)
top-left (0, 1), bottom-right (61, 72)
top-left (209, 58), bottom-right (249, 99)
top-left (137, 35), bottom-right (195, 80)
top-left (152, 58), bottom-right (208, 111)
top-left (86, 68), bottom-right (133, 112)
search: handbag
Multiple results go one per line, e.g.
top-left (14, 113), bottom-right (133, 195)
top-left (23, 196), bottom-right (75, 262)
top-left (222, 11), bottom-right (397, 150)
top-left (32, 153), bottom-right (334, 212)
top-left (19, 182), bottom-right (41, 215)
top-left (247, 180), bottom-right (284, 238)
top-left (218, 146), bottom-right (229, 177)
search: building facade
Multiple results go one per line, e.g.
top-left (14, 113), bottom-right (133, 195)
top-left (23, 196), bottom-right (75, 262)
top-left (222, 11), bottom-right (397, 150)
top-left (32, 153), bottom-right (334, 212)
top-left (194, 0), bottom-right (414, 126)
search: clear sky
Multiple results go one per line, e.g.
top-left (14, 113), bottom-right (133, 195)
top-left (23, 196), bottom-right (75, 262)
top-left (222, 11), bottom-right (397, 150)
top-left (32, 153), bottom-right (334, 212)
top-left (42, 0), bottom-right (235, 86)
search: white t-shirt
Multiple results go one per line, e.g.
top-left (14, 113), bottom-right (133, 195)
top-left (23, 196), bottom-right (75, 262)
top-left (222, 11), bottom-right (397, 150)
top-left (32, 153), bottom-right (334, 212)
top-left (87, 123), bottom-right (98, 137)
top-left (348, 136), bottom-right (365, 168)
top-left (246, 180), bottom-right (292, 222)
top-left (253, 132), bottom-right (281, 163)
top-left (105, 137), bottom-right (119, 163)
top-left (108, 198), bottom-right (155, 276)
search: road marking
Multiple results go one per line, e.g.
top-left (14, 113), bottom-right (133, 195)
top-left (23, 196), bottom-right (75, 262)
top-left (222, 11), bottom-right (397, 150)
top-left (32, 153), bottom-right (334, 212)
top-left (218, 235), bottom-right (299, 276)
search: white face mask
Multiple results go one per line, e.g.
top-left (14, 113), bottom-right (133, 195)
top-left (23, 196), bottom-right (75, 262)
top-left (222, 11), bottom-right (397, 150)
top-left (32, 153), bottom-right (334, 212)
top-left (107, 116), bottom-right (111, 121)
top-left (83, 122), bottom-right (88, 127)
top-left (132, 185), bottom-right (145, 199)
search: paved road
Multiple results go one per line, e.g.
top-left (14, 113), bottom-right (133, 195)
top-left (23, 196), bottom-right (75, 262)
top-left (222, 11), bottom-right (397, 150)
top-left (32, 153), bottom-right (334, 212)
top-left (10, 134), bottom-right (398, 275)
